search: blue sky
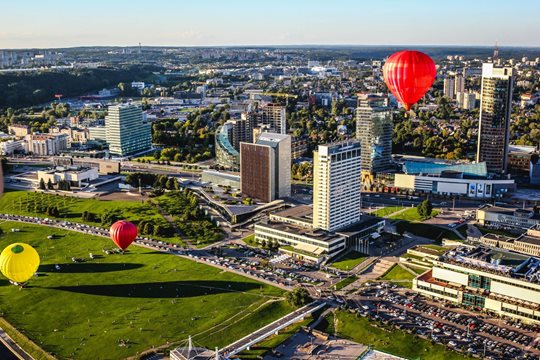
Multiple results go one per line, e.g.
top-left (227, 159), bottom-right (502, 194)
top-left (1, 0), bottom-right (539, 48)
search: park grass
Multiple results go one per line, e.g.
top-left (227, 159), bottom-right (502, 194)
top-left (395, 222), bottom-right (456, 243)
top-left (317, 310), bottom-right (467, 360)
top-left (0, 318), bottom-right (55, 360)
top-left (0, 221), bottom-right (292, 360)
top-left (330, 251), bottom-right (368, 271)
top-left (389, 207), bottom-right (440, 222)
top-left (372, 206), bottom-right (404, 218)
top-left (242, 234), bottom-right (259, 247)
top-left (334, 275), bottom-right (358, 291)
top-left (0, 190), bottom-right (187, 245)
top-left (378, 264), bottom-right (416, 289)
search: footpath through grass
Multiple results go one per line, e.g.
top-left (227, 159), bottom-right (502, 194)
top-left (372, 206), bottom-right (404, 217)
top-left (0, 221), bottom-right (292, 359)
top-left (330, 251), bottom-right (368, 271)
top-left (318, 311), bottom-right (467, 360)
top-left (389, 207), bottom-right (440, 222)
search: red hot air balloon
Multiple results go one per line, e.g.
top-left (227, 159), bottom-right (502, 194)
top-left (110, 220), bottom-right (137, 252)
top-left (383, 50), bottom-right (436, 111)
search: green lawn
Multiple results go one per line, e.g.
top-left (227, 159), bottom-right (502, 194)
top-left (372, 206), bottom-right (404, 218)
top-left (389, 207), bottom-right (440, 222)
top-left (396, 222), bottom-right (453, 242)
top-left (0, 222), bottom-right (292, 360)
top-left (330, 251), bottom-right (368, 271)
top-left (334, 276), bottom-right (358, 291)
top-left (317, 311), bottom-right (467, 360)
top-left (378, 264), bottom-right (416, 288)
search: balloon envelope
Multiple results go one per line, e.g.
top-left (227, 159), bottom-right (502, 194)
top-left (383, 50), bottom-right (436, 111)
top-left (110, 220), bottom-right (137, 251)
top-left (0, 243), bottom-right (40, 283)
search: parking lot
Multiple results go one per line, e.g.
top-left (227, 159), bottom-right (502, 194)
top-left (347, 284), bottom-right (540, 359)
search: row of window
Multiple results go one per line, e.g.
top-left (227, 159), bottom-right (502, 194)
top-left (416, 284), bottom-right (458, 298)
top-left (501, 306), bottom-right (540, 322)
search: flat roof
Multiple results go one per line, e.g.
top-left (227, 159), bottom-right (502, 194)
top-left (336, 216), bottom-right (384, 236)
top-left (272, 205), bottom-right (313, 222)
top-left (257, 219), bottom-right (343, 244)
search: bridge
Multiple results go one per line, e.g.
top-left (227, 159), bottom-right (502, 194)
top-left (218, 301), bottom-right (326, 359)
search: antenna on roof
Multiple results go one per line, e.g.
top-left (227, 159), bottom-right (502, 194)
top-left (493, 41), bottom-right (499, 62)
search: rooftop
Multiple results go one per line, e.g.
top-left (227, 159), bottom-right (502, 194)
top-left (440, 245), bottom-right (540, 284)
top-left (257, 219), bottom-right (344, 244)
top-left (403, 160), bottom-right (487, 178)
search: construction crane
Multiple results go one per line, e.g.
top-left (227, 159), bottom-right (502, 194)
top-left (261, 92), bottom-right (298, 106)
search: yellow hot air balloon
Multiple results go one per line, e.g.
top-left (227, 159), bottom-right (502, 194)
top-left (0, 243), bottom-right (40, 283)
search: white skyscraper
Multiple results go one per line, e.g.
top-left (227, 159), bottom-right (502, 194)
top-left (313, 141), bottom-right (361, 232)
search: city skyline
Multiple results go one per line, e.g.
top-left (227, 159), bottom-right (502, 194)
top-left (1, 0), bottom-right (540, 49)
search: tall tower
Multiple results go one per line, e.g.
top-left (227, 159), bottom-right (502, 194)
top-left (105, 104), bottom-right (152, 156)
top-left (355, 94), bottom-right (393, 175)
top-left (261, 103), bottom-right (286, 135)
top-left (476, 63), bottom-right (514, 174)
top-left (313, 141), bottom-right (361, 232)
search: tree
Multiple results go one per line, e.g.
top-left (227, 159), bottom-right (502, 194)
top-left (417, 199), bottom-right (433, 219)
top-left (286, 287), bottom-right (312, 307)
top-left (39, 178), bottom-right (46, 190)
top-left (47, 178), bottom-right (54, 190)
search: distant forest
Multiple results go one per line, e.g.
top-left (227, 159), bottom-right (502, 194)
top-left (0, 65), bottom-right (160, 108)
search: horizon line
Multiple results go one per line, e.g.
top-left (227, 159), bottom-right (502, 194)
top-left (2, 43), bottom-right (540, 51)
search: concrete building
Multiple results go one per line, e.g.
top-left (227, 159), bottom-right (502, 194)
top-left (395, 173), bottom-right (515, 199)
top-left (476, 206), bottom-right (540, 230)
top-left (355, 94), bottom-right (392, 174)
top-left (443, 77), bottom-right (455, 99)
top-left (0, 139), bottom-right (25, 155)
top-left (240, 133), bottom-right (291, 203)
top-left (414, 245), bottom-right (540, 324)
top-left (37, 166), bottom-right (99, 188)
top-left (478, 227), bottom-right (540, 257)
top-left (313, 141), bottom-right (361, 232)
top-left (104, 104), bottom-right (152, 156)
top-left (396, 160), bottom-right (515, 198)
top-left (255, 205), bottom-right (384, 263)
top-left (8, 124), bottom-right (30, 138)
top-left (454, 74), bottom-right (465, 95)
top-left (477, 63), bottom-right (515, 174)
top-left (25, 134), bottom-right (68, 155)
top-left (261, 103), bottom-right (286, 135)
top-left (456, 92), bottom-right (476, 110)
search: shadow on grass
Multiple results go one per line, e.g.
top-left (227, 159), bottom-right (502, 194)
top-left (39, 263), bottom-right (144, 273)
top-left (48, 280), bottom-right (260, 298)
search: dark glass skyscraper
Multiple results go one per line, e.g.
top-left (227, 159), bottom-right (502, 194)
top-left (355, 94), bottom-right (393, 174)
top-left (476, 63), bottom-right (515, 174)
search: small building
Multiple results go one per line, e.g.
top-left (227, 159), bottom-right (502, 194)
top-left (476, 206), bottom-right (540, 230)
top-left (97, 161), bottom-right (121, 175)
top-left (37, 166), bottom-right (99, 188)
top-left (8, 124), bottom-right (30, 138)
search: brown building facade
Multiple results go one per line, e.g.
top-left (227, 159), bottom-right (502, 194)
top-left (240, 143), bottom-right (273, 203)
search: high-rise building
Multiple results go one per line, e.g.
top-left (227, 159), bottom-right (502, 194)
top-left (456, 92), bottom-right (477, 110)
top-left (240, 133), bottom-right (291, 203)
top-left (476, 63), bottom-right (515, 174)
top-left (443, 77), bottom-right (455, 99)
top-left (105, 104), bottom-right (152, 156)
top-left (356, 94), bottom-right (393, 174)
top-left (313, 141), bottom-right (361, 232)
top-left (454, 74), bottom-right (465, 95)
top-left (261, 103), bottom-right (286, 134)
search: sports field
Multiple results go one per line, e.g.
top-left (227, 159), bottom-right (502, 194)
top-left (0, 221), bottom-right (292, 359)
